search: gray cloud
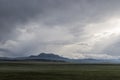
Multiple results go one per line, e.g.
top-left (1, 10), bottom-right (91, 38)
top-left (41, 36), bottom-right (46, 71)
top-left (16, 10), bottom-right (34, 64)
top-left (1, 0), bottom-right (120, 58)
top-left (0, 48), bottom-right (16, 57)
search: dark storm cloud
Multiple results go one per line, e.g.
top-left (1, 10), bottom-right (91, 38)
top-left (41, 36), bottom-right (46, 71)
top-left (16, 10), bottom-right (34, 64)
top-left (0, 0), bottom-right (81, 42)
top-left (1, 0), bottom-right (120, 58)
top-left (0, 0), bottom-right (46, 42)
top-left (0, 48), bottom-right (16, 57)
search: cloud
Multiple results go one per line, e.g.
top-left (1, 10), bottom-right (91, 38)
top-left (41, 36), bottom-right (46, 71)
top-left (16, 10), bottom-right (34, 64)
top-left (1, 0), bottom-right (120, 58)
top-left (0, 48), bottom-right (16, 57)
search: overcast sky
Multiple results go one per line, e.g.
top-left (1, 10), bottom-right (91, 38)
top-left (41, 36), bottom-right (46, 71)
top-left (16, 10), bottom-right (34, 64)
top-left (1, 0), bottom-right (120, 59)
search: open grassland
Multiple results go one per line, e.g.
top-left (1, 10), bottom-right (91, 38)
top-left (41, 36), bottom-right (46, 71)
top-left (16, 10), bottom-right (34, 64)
top-left (0, 61), bottom-right (120, 80)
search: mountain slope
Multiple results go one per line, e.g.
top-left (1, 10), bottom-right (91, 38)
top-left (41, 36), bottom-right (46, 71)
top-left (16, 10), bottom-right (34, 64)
top-left (28, 53), bottom-right (68, 61)
top-left (0, 53), bottom-right (120, 63)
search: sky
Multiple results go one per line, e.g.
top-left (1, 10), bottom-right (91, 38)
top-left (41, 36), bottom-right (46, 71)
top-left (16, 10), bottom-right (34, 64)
top-left (0, 0), bottom-right (120, 59)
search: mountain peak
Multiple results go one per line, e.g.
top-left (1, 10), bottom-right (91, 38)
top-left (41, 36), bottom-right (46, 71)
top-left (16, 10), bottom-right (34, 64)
top-left (38, 53), bottom-right (62, 58)
top-left (29, 53), bottom-right (68, 61)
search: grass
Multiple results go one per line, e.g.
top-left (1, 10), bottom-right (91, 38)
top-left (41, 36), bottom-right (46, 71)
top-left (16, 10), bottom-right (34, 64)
top-left (0, 61), bottom-right (120, 80)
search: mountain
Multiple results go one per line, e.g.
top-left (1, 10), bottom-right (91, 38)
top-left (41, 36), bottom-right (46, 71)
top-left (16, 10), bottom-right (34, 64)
top-left (27, 53), bottom-right (68, 61)
top-left (0, 53), bottom-right (68, 62)
top-left (71, 59), bottom-right (113, 63)
top-left (26, 53), bottom-right (120, 63)
top-left (0, 53), bottom-right (120, 64)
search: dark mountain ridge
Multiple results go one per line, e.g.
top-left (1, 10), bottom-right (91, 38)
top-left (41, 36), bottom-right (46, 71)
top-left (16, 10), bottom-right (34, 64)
top-left (0, 53), bottom-right (120, 63)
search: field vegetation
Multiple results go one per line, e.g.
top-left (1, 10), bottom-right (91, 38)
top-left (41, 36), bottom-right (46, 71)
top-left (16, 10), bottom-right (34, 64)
top-left (0, 61), bottom-right (120, 80)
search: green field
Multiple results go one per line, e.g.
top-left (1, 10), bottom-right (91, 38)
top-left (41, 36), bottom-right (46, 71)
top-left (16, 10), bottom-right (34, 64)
top-left (0, 61), bottom-right (120, 80)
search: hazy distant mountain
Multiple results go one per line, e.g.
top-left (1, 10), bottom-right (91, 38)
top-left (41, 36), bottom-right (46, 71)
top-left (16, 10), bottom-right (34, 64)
top-left (0, 53), bottom-right (120, 63)
top-left (71, 59), bottom-right (112, 63)
top-left (26, 53), bottom-right (120, 63)
top-left (27, 53), bottom-right (68, 61)
top-left (0, 53), bottom-right (68, 62)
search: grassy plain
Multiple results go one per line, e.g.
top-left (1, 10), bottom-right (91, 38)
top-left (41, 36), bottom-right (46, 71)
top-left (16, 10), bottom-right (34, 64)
top-left (0, 61), bottom-right (120, 80)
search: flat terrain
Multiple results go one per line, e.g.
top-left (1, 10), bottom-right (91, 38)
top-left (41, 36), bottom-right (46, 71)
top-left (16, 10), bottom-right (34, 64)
top-left (0, 61), bottom-right (120, 80)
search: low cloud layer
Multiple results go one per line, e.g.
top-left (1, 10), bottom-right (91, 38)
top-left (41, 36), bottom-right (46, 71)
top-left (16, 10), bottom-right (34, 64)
top-left (0, 0), bottom-right (120, 59)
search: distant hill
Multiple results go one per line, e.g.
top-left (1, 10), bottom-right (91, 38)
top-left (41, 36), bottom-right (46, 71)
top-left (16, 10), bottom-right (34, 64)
top-left (71, 59), bottom-right (113, 63)
top-left (27, 53), bottom-right (68, 61)
top-left (0, 53), bottom-right (120, 63)
top-left (0, 53), bottom-right (68, 62)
